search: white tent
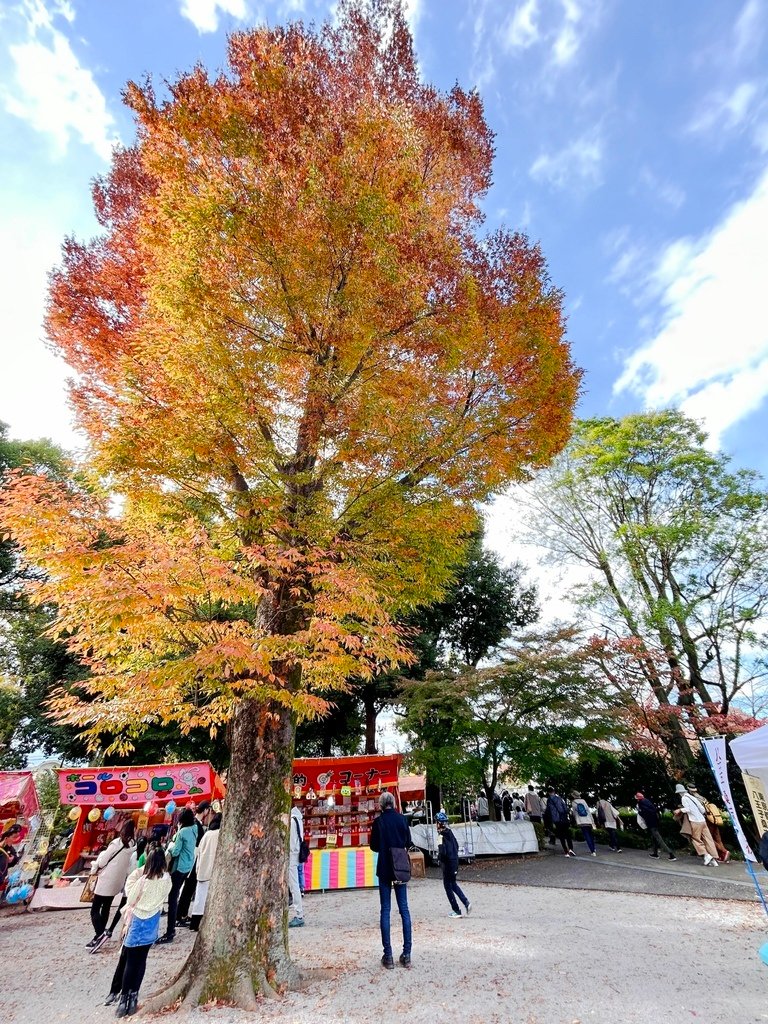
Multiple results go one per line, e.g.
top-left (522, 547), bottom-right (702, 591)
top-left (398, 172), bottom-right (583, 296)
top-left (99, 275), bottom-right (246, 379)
top-left (730, 726), bottom-right (768, 836)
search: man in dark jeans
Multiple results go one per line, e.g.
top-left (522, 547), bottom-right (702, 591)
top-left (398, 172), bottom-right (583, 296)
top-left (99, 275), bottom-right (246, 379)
top-left (177, 800), bottom-right (211, 926)
top-left (369, 791), bottom-right (412, 969)
top-left (546, 787), bottom-right (574, 856)
top-left (636, 792), bottom-right (677, 861)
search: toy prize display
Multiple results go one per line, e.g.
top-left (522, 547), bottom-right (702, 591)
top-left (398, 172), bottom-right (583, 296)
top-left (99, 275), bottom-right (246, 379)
top-left (58, 761), bottom-right (225, 874)
top-left (0, 771), bottom-right (42, 905)
top-left (292, 754), bottom-right (401, 891)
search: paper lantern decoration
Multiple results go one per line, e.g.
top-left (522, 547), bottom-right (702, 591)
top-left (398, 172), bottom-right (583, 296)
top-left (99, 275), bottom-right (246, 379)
top-left (87, 807), bottom-right (101, 822)
top-left (165, 800), bottom-right (176, 815)
top-left (103, 806), bottom-right (116, 822)
top-left (68, 807), bottom-right (81, 822)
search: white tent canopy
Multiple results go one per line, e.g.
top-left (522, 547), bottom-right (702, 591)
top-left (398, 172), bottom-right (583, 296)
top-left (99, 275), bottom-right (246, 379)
top-left (731, 724), bottom-right (768, 771)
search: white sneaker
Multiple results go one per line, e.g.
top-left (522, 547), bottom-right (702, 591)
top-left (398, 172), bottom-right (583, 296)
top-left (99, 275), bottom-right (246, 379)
top-left (703, 854), bottom-right (713, 866)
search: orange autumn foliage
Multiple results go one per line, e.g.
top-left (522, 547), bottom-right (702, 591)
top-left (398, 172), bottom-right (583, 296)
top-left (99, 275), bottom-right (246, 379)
top-left (1, 2), bottom-right (580, 754)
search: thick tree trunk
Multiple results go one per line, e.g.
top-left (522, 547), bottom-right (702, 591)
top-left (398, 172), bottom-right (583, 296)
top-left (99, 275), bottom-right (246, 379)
top-left (143, 696), bottom-right (299, 1012)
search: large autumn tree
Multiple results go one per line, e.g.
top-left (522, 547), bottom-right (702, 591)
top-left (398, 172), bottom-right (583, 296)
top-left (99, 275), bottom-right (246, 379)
top-left (0, 1), bottom-right (579, 1009)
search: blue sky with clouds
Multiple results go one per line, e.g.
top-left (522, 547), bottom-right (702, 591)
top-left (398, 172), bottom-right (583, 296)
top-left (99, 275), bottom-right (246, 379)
top-left (2, 0), bottom-right (768, 483)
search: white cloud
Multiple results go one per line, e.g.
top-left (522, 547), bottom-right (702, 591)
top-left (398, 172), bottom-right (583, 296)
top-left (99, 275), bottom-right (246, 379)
top-left (180, 0), bottom-right (248, 34)
top-left (734, 0), bottom-right (764, 61)
top-left (689, 81), bottom-right (760, 135)
top-left (0, 205), bottom-right (81, 451)
top-left (504, 0), bottom-right (540, 52)
top-left (614, 169), bottom-right (768, 445)
top-left (2, 0), bottom-right (118, 161)
top-left (529, 131), bottom-right (603, 190)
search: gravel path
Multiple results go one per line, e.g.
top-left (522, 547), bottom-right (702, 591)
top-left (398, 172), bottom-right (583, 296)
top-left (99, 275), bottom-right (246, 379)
top-left (2, 878), bottom-right (766, 1024)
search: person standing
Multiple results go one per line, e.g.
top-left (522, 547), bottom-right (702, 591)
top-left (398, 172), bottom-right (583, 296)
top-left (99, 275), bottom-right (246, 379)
top-left (157, 807), bottom-right (197, 944)
top-left (288, 802), bottom-right (305, 928)
top-left (688, 785), bottom-right (730, 863)
top-left (190, 813), bottom-right (221, 931)
top-left (369, 791), bottom-right (412, 969)
top-left (571, 792), bottom-right (597, 855)
top-left (675, 784), bottom-right (719, 866)
top-left (501, 791), bottom-right (513, 821)
top-left (87, 820), bottom-right (136, 950)
top-left (435, 811), bottom-right (471, 917)
top-left (104, 845), bottom-right (173, 1017)
top-left (524, 785), bottom-right (544, 823)
top-left (596, 795), bottom-right (623, 852)
top-left (177, 800), bottom-right (211, 927)
top-left (546, 787), bottom-right (574, 856)
top-left (476, 792), bottom-right (490, 821)
top-left (636, 792), bottom-right (677, 861)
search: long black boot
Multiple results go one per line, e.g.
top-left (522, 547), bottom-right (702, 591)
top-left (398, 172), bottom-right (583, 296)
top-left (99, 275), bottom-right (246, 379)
top-left (126, 992), bottom-right (139, 1017)
top-left (115, 993), bottom-right (129, 1019)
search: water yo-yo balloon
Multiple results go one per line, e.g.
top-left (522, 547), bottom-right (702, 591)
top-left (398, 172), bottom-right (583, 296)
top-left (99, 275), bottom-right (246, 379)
top-left (165, 800), bottom-right (176, 815)
top-left (68, 807), bottom-right (81, 821)
top-left (87, 807), bottom-right (101, 822)
top-left (103, 806), bottom-right (116, 822)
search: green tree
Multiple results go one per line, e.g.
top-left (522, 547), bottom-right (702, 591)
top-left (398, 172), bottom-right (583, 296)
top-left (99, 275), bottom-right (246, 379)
top-left (400, 627), bottom-right (622, 817)
top-left (525, 411), bottom-right (768, 768)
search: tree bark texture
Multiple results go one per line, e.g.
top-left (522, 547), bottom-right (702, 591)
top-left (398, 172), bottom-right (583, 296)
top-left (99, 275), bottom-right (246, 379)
top-left (364, 695), bottom-right (377, 755)
top-left (143, 697), bottom-right (298, 1011)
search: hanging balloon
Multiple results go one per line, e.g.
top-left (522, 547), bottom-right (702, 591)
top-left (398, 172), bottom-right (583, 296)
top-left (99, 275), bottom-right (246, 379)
top-left (87, 807), bottom-right (101, 822)
top-left (103, 806), bottom-right (116, 822)
top-left (165, 800), bottom-right (176, 815)
top-left (143, 800), bottom-right (156, 815)
top-left (68, 807), bottom-right (81, 822)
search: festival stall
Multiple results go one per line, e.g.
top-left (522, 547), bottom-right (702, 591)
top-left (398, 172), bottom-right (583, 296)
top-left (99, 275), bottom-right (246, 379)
top-left (292, 754), bottom-right (401, 891)
top-left (58, 761), bottom-right (225, 875)
top-left (730, 726), bottom-right (768, 840)
top-left (0, 771), bottom-right (42, 905)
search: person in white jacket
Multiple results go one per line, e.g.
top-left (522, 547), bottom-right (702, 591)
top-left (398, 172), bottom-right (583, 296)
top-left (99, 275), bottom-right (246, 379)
top-left (675, 784), bottom-right (719, 865)
top-left (596, 795), bottom-right (623, 852)
top-left (288, 803), bottom-right (305, 928)
top-left (571, 792), bottom-right (597, 855)
top-left (87, 820), bottom-right (135, 949)
top-left (104, 844), bottom-right (173, 1016)
top-left (190, 813), bottom-right (222, 931)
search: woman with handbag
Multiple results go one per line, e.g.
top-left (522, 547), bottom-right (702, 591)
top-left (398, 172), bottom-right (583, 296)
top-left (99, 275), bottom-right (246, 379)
top-left (86, 820), bottom-right (135, 950)
top-left (104, 845), bottom-right (172, 1017)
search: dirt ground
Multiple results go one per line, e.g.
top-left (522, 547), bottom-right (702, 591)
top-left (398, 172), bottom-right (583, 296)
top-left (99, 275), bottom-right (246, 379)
top-left (2, 878), bottom-right (766, 1024)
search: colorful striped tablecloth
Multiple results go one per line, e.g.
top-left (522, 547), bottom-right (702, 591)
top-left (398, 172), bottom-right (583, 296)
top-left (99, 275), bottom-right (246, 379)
top-left (304, 846), bottom-right (378, 890)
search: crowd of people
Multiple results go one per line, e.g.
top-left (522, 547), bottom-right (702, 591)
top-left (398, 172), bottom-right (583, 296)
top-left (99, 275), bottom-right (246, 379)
top-left (76, 777), bottom-right (736, 1013)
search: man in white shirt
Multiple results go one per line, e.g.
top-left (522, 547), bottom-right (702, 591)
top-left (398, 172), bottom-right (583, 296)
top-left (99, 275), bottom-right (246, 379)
top-left (524, 786), bottom-right (544, 822)
top-left (676, 784), bottom-right (719, 865)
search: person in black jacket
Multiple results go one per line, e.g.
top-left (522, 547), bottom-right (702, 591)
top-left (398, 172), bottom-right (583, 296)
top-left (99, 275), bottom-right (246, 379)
top-left (369, 791), bottom-right (413, 970)
top-left (635, 792), bottom-right (676, 861)
top-left (435, 812), bottom-right (471, 917)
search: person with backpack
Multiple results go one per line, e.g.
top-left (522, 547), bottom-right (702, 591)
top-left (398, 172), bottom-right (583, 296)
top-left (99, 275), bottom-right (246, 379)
top-left (546, 786), bottom-right (574, 856)
top-left (288, 801), bottom-right (307, 928)
top-left (675, 784), bottom-right (720, 866)
top-left (571, 791), bottom-right (597, 855)
top-left (435, 811), bottom-right (471, 918)
top-left (688, 785), bottom-right (730, 863)
top-left (596, 795), bottom-right (623, 852)
top-left (636, 792), bottom-right (677, 861)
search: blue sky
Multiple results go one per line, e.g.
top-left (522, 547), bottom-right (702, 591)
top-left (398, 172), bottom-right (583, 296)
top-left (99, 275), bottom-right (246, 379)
top-left (1, 0), bottom-right (768, 480)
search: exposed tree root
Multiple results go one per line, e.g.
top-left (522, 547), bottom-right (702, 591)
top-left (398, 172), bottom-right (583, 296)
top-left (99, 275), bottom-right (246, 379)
top-left (233, 972), bottom-right (260, 1011)
top-left (139, 966), bottom-right (192, 1016)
